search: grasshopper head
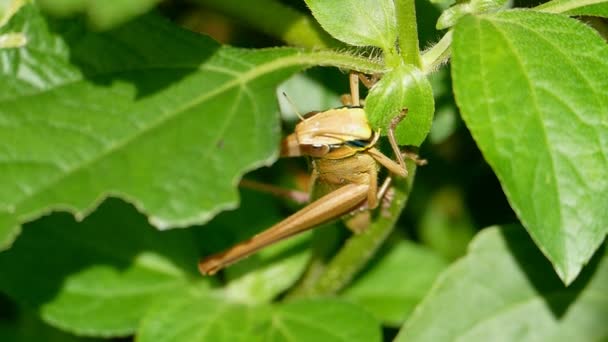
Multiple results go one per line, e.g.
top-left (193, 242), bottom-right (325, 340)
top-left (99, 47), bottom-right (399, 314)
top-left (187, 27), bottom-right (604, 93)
top-left (281, 133), bottom-right (331, 157)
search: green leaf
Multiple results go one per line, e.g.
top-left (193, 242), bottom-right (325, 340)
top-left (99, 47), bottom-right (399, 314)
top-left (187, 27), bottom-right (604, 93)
top-left (366, 64), bottom-right (434, 146)
top-left (0, 5), bottom-right (311, 249)
top-left (277, 70), bottom-right (342, 122)
top-left (396, 225), bottom-right (608, 341)
top-left (304, 0), bottom-right (397, 50)
top-left (0, 211), bottom-right (18, 249)
top-left (436, 4), bottom-right (469, 30)
top-left (0, 199), bottom-right (204, 337)
top-left (436, 0), bottom-right (509, 30)
top-left (138, 295), bottom-right (382, 342)
top-left (0, 305), bottom-right (101, 342)
top-left (0, 31), bottom-right (26, 48)
top-left (0, 0), bottom-right (27, 49)
top-left (427, 69), bottom-right (460, 144)
top-left (451, 10), bottom-right (608, 284)
top-left (37, 0), bottom-right (162, 30)
top-left (428, 106), bottom-right (458, 144)
top-left (223, 232), bottom-right (311, 304)
top-left (342, 241), bottom-right (447, 326)
top-left (536, 0), bottom-right (608, 17)
top-left (417, 187), bottom-right (476, 260)
top-left (0, 0), bottom-right (27, 27)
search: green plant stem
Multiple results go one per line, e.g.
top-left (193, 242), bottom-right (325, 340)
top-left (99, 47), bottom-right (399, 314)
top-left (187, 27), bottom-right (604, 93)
top-left (272, 49), bottom-right (388, 74)
top-left (291, 162), bottom-right (417, 297)
top-left (421, 30), bottom-right (452, 74)
top-left (191, 0), bottom-right (341, 48)
top-left (395, 0), bottom-right (422, 67)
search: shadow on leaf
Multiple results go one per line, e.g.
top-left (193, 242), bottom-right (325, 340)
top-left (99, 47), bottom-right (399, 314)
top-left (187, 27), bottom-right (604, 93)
top-left (0, 198), bottom-right (199, 312)
top-left (502, 226), bottom-right (604, 319)
top-left (46, 11), bottom-right (220, 99)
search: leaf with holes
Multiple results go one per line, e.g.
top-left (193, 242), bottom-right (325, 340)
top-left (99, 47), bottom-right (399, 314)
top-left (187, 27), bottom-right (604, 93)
top-left (452, 10), bottom-right (608, 284)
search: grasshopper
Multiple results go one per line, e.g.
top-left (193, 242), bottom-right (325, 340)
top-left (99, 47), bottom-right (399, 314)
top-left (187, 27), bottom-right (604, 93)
top-left (199, 73), bottom-right (413, 275)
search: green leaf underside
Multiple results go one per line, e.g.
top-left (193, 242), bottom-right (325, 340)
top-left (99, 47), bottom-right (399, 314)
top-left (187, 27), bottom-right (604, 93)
top-left (396, 225), bottom-right (608, 342)
top-left (365, 64), bottom-right (435, 146)
top-left (304, 0), bottom-right (397, 49)
top-left (138, 296), bottom-right (382, 342)
top-left (0, 199), bottom-right (202, 337)
top-left (342, 241), bottom-right (447, 326)
top-left (0, 5), bottom-right (320, 249)
top-left (451, 10), bottom-right (608, 284)
top-left (536, 0), bottom-right (608, 17)
top-left (37, 0), bottom-right (162, 30)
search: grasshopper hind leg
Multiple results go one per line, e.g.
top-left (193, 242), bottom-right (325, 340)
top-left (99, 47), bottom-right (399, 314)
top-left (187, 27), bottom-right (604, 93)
top-left (199, 183), bottom-right (370, 275)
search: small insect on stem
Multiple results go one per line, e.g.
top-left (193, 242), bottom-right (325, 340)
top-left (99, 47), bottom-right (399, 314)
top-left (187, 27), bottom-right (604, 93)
top-left (198, 72), bottom-right (416, 276)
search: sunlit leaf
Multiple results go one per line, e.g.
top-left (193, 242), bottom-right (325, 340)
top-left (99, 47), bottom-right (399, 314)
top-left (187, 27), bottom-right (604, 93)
top-left (396, 225), bottom-right (608, 342)
top-left (452, 10), bottom-right (608, 284)
top-left (0, 5), bottom-right (305, 249)
top-left (304, 0), bottom-right (397, 50)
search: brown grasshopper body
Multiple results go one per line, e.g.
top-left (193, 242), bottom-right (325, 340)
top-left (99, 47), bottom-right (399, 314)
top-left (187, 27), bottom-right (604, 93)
top-left (199, 73), bottom-right (410, 276)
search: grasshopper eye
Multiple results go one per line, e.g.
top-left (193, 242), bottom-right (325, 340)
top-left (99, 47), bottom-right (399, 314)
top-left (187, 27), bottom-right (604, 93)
top-left (346, 140), bottom-right (369, 148)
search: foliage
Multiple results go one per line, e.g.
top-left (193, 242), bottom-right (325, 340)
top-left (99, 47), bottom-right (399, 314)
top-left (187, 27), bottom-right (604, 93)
top-left (0, 0), bottom-right (607, 341)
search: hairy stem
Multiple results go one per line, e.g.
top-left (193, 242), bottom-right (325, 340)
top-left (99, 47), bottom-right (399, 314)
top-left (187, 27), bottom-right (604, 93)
top-left (395, 0), bottom-right (422, 67)
top-left (421, 30), bottom-right (453, 74)
top-left (288, 49), bottom-right (388, 74)
top-left (191, 0), bottom-right (341, 48)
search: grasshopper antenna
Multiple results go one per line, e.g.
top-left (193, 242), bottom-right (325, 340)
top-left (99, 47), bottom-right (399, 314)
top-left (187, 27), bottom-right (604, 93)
top-left (282, 92), bottom-right (305, 121)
